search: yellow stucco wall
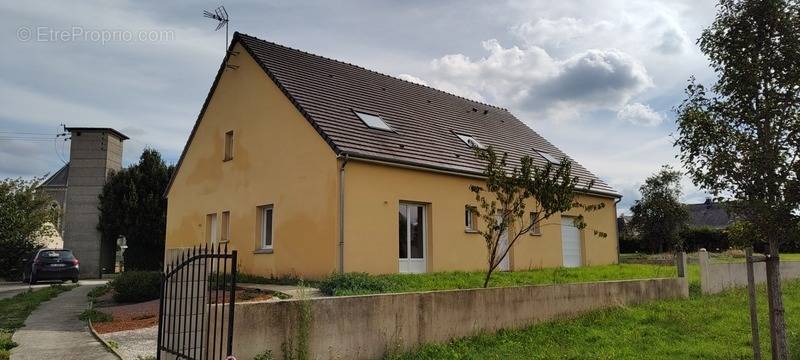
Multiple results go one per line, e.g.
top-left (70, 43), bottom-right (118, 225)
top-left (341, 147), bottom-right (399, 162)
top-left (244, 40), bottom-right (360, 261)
top-left (343, 161), bottom-right (619, 274)
top-left (166, 42), bottom-right (619, 279)
top-left (165, 43), bottom-right (339, 278)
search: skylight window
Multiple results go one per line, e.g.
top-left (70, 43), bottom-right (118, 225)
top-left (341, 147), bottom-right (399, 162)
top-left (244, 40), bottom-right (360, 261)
top-left (456, 134), bottom-right (486, 149)
top-left (355, 111), bottom-right (392, 131)
top-left (537, 150), bottom-right (561, 164)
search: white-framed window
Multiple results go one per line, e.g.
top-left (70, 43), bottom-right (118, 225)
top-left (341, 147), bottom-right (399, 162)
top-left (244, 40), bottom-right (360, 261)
top-left (465, 206), bottom-right (477, 232)
top-left (224, 130), bottom-right (234, 161)
top-left (536, 150), bottom-right (560, 164)
top-left (220, 211), bottom-right (230, 243)
top-left (206, 213), bottom-right (218, 245)
top-left (529, 212), bottom-right (541, 235)
top-left (354, 111), bottom-right (393, 131)
top-left (455, 133), bottom-right (486, 149)
top-left (258, 205), bottom-right (274, 250)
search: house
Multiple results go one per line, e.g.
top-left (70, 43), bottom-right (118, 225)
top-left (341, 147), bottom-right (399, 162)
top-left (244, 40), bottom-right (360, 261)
top-left (40, 127), bottom-right (128, 278)
top-left (164, 33), bottom-right (621, 278)
top-left (686, 199), bottom-right (734, 229)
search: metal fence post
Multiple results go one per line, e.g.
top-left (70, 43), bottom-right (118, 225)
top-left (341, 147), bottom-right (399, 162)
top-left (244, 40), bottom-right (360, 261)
top-left (746, 246), bottom-right (762, 360)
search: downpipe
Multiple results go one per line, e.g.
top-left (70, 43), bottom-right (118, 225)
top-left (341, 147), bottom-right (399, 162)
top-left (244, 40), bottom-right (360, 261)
top-left (338, 154), bottom-right (349, 274)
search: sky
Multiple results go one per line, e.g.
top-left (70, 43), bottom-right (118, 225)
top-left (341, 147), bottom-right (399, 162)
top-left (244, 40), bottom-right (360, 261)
top-left (0, 0), bottom-right (720, 213)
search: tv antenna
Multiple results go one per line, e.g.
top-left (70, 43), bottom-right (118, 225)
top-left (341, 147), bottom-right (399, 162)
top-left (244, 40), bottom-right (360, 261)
top-left (203, 5), bottom-right (230, 50)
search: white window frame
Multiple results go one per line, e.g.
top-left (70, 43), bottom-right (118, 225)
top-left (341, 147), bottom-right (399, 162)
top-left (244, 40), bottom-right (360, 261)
top-left (529, 211), bottom-right (541, 236)
top-left (224, 130), bottom-right (234, 161)
top-left (259, 205), bottom-right (274, 250)
top-left (455, 133), bottom-right (486, 149)
top-left (465, 206), bottom-right (477, 232)
top-left (220, 211), bottom-right (230, 243)
top-left (206, 213), bottom-right (218, 245)
top-left (354, 111), bottom-right (393, 131)
top-left (537, 150), bottom-right (560, 164)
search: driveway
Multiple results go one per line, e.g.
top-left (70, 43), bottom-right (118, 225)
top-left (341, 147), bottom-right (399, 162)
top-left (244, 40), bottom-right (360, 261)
top-left (11, 281), bottom-right (118, 360)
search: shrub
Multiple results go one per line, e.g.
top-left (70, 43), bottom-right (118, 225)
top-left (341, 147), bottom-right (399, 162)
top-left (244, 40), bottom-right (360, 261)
top-left (317, 272), bottom-right (388, 296)
top-left (87, 284), bottom-right (111, 300)
top-left (253, 349), bottom-right (273, 360)
top-left (680, 227), bottom-right (730, 252)
top-left (112, 271), bottom-right (161, 303)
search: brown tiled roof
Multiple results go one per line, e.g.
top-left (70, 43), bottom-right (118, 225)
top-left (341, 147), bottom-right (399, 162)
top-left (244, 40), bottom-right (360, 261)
top-left (166, 32), bottom-right (619, 197)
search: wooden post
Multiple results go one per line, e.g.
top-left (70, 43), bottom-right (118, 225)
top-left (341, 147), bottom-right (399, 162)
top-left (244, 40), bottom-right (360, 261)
top-left (746, 247), bottom-right (762, 360)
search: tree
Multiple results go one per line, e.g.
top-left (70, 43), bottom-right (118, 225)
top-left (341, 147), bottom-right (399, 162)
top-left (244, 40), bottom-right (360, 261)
top-left (628, 165), bottom-right (689, 253)
top-left (675, 0), bottom-right (800, 357)
top-left (469, 147), bottom-right (605, 288)
top-left (98, 149), bottom-right (174, 271)
top-left (0, 177), bottom-right (57, 279)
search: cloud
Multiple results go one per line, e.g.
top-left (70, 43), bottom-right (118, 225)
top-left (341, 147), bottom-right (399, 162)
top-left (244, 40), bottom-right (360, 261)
top-left (538, 49), bottom-right (652, 109)
top-left (397, 74), bottom-right (428, 85)
top-left (511, 17), bottom-right (612, 50)
top-left (616, 103), bottom-right (665, 126)
top-left (410, 39), bottom-right (652, 120)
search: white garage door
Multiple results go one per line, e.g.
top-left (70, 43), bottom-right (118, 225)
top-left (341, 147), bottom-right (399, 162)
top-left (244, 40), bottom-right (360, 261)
top-left (561, 217), bottom-right (582, 268)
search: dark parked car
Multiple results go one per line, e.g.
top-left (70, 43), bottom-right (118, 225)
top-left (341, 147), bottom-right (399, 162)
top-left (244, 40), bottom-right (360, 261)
top-left (22, 249), bottom-right (80, 284)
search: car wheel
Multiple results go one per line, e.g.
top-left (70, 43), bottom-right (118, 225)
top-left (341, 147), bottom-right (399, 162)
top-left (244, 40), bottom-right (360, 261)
top-left (71, 278), bottom-right (79, 284)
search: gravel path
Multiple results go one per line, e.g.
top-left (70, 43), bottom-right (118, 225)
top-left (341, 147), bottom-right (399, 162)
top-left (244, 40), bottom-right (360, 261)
top-left (101, 325), bottom-right (157, 360)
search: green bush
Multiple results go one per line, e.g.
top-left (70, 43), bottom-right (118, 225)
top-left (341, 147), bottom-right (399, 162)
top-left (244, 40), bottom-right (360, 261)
top-left (253, 349), bottom-right (273, 360)
top-left (317, 272), bottom-right (388, 296)
top-left (112, 271), bottom-right (161, 303)
top-left (87, 284), bottom-right (111, 300)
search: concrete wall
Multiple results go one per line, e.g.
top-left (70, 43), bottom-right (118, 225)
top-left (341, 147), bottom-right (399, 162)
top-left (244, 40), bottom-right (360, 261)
top-left (698, 249), bottom-right (800, 294)
top-left (231, 277), bottom-right (688, 359)
top-left (63, 130), bottom-right (123, 278)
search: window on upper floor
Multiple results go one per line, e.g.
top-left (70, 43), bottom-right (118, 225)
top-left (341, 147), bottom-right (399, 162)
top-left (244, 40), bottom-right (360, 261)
top-left (536, 150), bottom-right (560, 165)
top-left (224, 130), bottom-right (234, 161)
top-left (455, 133), bottom-right (486, 149)
top-left (354, 111), bottom-right (393, 131)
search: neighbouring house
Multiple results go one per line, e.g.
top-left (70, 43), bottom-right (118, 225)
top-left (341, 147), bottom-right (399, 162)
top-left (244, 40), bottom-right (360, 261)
top-left (686, 199), bottom-right (734, 229)
top-left (164, 32), bottom-right (621, 278)
top-left (40, 127), bottom-right (128, 278)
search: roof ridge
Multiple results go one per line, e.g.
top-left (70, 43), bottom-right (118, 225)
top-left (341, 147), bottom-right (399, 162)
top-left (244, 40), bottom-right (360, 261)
top-left (235, 32), bottom-right (508, 112)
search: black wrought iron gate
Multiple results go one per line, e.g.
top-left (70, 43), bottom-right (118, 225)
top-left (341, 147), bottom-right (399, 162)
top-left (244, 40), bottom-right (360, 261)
top-left (157, 244), bottom-right (238, 360)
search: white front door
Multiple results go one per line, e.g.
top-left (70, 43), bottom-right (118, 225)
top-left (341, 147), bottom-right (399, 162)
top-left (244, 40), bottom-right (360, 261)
top-left (561, 216), bottom-right (582, 267)
top-left (399, 203), bottom-right (426, 273)
top-left (496, 215), bottom-right (510, 271)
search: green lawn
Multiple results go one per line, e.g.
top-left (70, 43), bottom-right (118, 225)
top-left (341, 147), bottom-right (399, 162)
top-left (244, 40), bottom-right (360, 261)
top-left (0, 285), bottom-right (74, 360)
top-left (390, 280), bottom-right (800, 360)
top-left (318, 264), bottom-right (690, 296)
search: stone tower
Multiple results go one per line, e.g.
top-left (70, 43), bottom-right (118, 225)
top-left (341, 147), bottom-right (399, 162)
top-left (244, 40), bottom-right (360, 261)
top-left (62, 127), bottom-right (128, 278)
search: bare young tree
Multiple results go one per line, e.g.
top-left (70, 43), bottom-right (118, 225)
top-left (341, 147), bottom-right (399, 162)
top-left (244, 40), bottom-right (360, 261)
top-left (469, 147), bottom-right (606, 288)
